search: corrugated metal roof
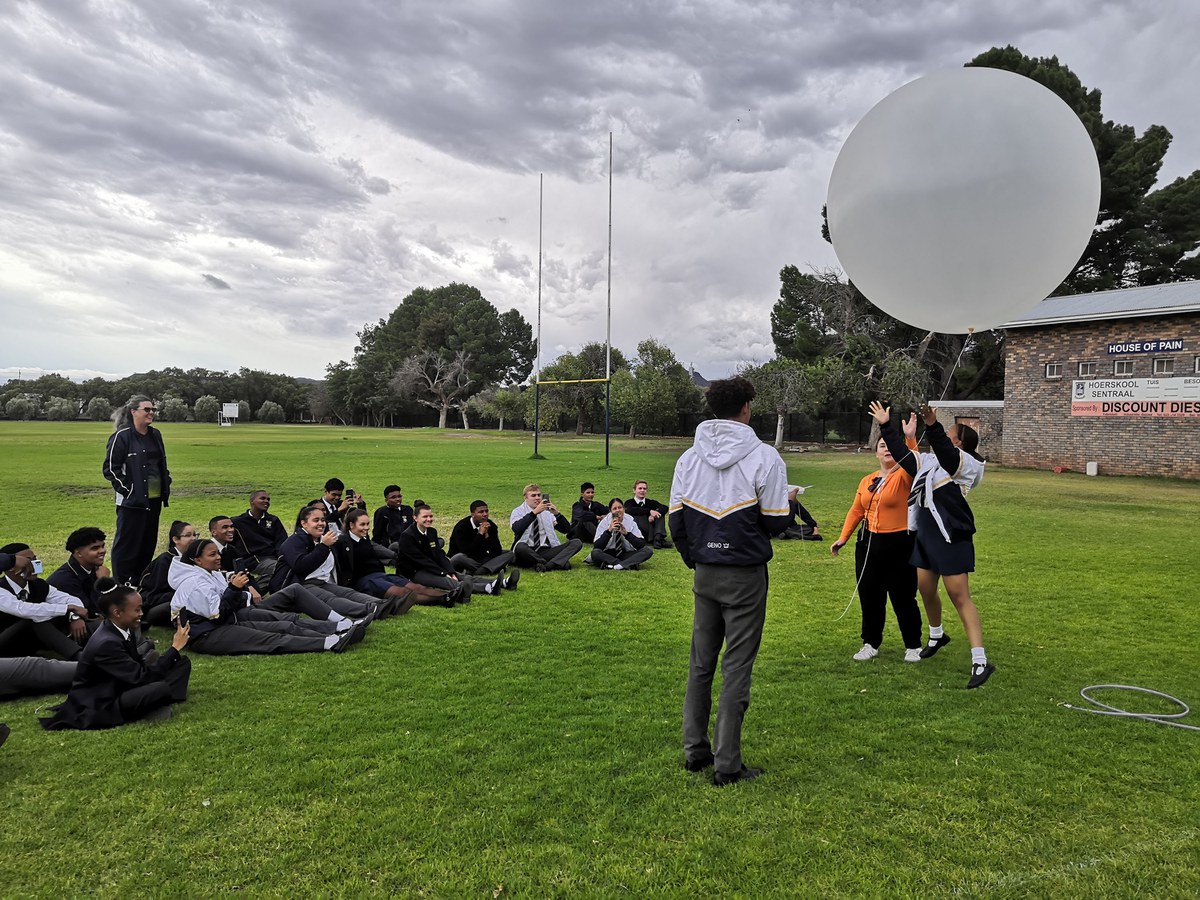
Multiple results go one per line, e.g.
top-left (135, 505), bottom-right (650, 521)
top-left (1003, 280), bottom-right (1200, 328)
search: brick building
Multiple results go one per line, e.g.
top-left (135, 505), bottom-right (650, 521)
top-left (1001, 281), bottom-right (1200, 479)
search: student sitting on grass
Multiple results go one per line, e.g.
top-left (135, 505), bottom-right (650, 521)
top-left (0, 544), bottom-right (92, 660)
top-left (230, 491), bottom-right (287, 592)
top-left (47, 527), bottom-right (110, 616)
top-left (569, 483), bottom-right (607, 543)
top-left (372, 485), bottom-right (415, 554)
top-left (274, 506), bottom-right (394, 618)
top-left (587, 498), bottom-right (654, 570)
top-left (396, 504), bottom-right (506, 602)
top-left (510, 485), bottom-right (583, 572)
top-left (169, 540), bottom-right (361, 655)
top-left (448, 500), bottom-right (518, 584)
top-left (336, 509), bottom-right (446, 611)
top-left (309, 477), bottom-right (366, 536)
top-left (138, 521), bottom-right (198, 628)
top-left (40, 579), bottom-right (191, 730)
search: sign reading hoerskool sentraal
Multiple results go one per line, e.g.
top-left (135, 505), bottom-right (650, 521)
top-left (1071, 377), bottom-right (1200, 417)
top-left (1106, 339), bottom-right (1184, 355)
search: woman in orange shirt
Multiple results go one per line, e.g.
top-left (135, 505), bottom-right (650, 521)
top-left (831, 401), bottom-right (923, 662)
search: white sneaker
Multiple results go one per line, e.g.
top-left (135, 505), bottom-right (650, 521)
top-left (852, 643), bottom-right (879, 661)
top-left (904, 648), bottom-right (922, 662)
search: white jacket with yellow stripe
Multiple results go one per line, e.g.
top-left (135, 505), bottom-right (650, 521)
top-left (668, 419), bottom-right (792, 568)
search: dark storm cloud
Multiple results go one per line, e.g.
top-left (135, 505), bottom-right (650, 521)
top-left (203, 273), bottom-right (232, 289)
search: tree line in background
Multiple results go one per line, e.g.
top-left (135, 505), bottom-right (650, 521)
top-left (1, 367), bottom-right (308, 424)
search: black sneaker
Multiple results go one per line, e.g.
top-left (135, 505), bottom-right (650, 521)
top-left (967, 661), bottom-right (996, 689)
top-left (713, 766), bottom-right (763, 787)
top-left (503, 569), bottom-right (520, 591)
top-left (919, 634), bottom-right (951, 658)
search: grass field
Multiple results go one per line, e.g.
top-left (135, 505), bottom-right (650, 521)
top-left (1, 422), bottom-right (1198, 897)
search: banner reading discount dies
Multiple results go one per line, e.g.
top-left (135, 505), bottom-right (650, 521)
top-left (1071, 377), bottom-right (1200, 417)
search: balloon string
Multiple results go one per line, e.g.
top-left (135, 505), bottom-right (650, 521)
top-left (938, 331), bottom-right (972, 400)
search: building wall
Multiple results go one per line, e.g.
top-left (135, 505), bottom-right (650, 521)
top-left (1003, 313), bottom-right (1200, 478)
top-left (925, 404), bottom-right (1006, 463)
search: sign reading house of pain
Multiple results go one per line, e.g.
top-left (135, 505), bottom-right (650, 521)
top-left (1071, 377), bottom-right (1200, 417)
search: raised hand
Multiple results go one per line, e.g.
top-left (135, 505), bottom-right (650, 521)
top-left (920, 402), bottom-right (937, 426)
top-left (902, 412), bottom-right (918, 440)
top-left (868, 400), bottom-right (890, 426)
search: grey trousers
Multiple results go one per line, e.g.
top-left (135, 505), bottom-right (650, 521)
top-left (300, 581), bottom-right (375, 617)
top-left (0, 656), bottom-right (77, 698)
top-left (682, 563), bottom-right (768, 775)
top-left (258, 583), bottom-right (339, 622)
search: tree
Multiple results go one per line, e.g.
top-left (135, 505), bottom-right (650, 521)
top-left (391, 350), bottom-right (475, 429)
top-left (610, 339), bottom-right (701, 437)
top-left (238, 400), bottom-right (251, 421)
top-left (469, 386), bottom-right (526, 431)
top-left (741, 359), bottom-right (812, 449)
top-left (5, 397), bottom-right (35, 420)
top-left (968, 46), bottom-right (1200, 290)
top-left (537, 342), bottom-right (629, 435)
top-left (158, 397), bottom-right (190, 422)
top-left (257, 400), bottom-right (286, 423)
top-left (44, 396), bottom-right (78, 421)
top-left (193, 395), bottom-right (220, 422)
top-left (306, 384), bottom-right (333, 423)
top-left (86, 396), bottom-right (112, 421)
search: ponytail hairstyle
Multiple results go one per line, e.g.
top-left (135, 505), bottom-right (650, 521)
top-left (95, 576), bottom-right (139, 618)
top-left (112, 394), bottom-right (152, 431)
top-left (345, 508), bottom-right (370, 529)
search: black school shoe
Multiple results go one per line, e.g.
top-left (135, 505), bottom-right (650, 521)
top-left (967, 661), bottom-right (996, 689)
top-left (919, 634), bottom-right (951, 658)
top-left (713, 766), bottom-right (762, 786)
top-left (684, 753), bottom-right (714, 772)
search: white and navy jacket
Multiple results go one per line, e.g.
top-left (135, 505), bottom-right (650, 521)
top-left (669, 419), bottom-right (791, 568)
top-left (881, 420), bottom-right (984, 543)
top-left (168, 558), bottom-right (251, 636)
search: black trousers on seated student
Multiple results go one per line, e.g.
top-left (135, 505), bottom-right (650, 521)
top-left (0, 616), bottom-right (86, 661)
top-left (255, 582), bottom-right (347, 623)
top-left (513, 540), bottom-right (583, 570)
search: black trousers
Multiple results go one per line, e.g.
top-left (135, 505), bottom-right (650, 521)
top-left (856, 530), bottom-right (922, 649)
top-left (119, 657), bottom-right (191, 721)
top-left (513, 540), bottom-right (583, 570)
top-left (112, 500), bottom-right (163, 584)
top-left (587, 546), bottom-right (654, 568)
top-left (0, 617), bottom-right (85, 661)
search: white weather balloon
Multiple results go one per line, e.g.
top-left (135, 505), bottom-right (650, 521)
top-left (826, 67), bottom-right (1101, 333)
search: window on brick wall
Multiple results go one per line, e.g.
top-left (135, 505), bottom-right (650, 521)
top-left (1045, 363), bottom-right (1063, 379)
top-left (1153, 357), bottom-right (1174, 375)
top-left (1113, 359), bottom-right (1134, 376)
top-left (1078, 361), bottom-right (1097, 376)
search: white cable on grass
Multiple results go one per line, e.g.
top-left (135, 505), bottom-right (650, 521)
top-left (1064, 684), bottom-right (1199, 732)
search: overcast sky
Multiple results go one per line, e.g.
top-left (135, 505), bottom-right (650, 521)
top-left (2, 0), bottom-right (1196, 383)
